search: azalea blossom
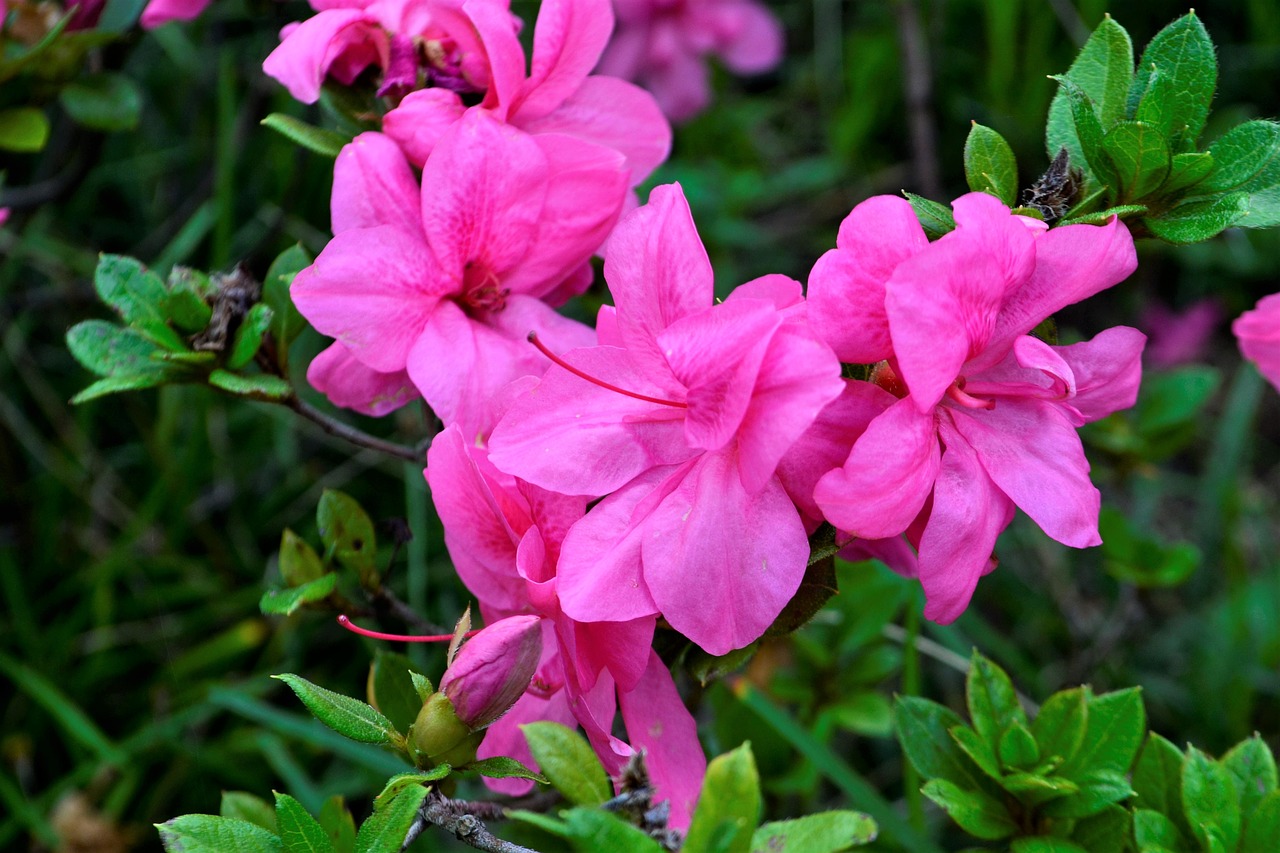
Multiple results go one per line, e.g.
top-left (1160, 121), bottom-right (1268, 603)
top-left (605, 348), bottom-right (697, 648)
top-left (426, 425), bottom-right (705, 827)
top-left (291, 112), bottom-right (626, 436)
top-left (140, 0), bottom-right (210, 28)
top-left (809, 193), bottom-right (1143, 622)
top-left (1234, 292), bottom-right (1280, 392)
top-left (488, 183), bottom-right (843, 655)
top-left (597, 0), bottom-right (784, 121)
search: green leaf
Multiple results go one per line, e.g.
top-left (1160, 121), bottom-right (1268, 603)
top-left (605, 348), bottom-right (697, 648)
top-left (262, 113), bottom-right (350, 159)
top-left (920, 779), bottom-right (1016, 840)
top-left (259, 574), bottom-right (337, 617)
top-left (999, 772), bottom-right (1078, 803)
top-left (467, 756), bottom-right (548, 783)
top-left (279, 529), bottom-right (325, 587)
top-left (1102, 121), bottom-right (1170, 200)
top-left (165, 267), bottom-right (215, 333)
top-left (1031, 687), bottom-right (1087, 766)
top-left (275, 792), bottom-right (335, 853)
top-left (966, 651), bottom-right (1026, 751)
top-left (1133, 809), bottom-right (1185, 850)
top-left (369, 652), bottom-right (426, 736)
top-left (1134, 734), bottom-right (1187, 818)
top-left (1040, 770), bottom-right (1135, 818)
top-left (354, 784), bottom-right (428, 853)
top-left (895, 697), bottom-right (997, 793)
top-left (1053, 78), bottom-right (1119, 192)
top-left (1059, 688), bottom-right (1145, 780)
top-left (67, 321), bottom-right (171, 378)
top-left (317, 490), bottom-right (379, 589)
top-left (688, 642), bottom-right (760, 687)
top-left (964, 123), bottom-right (1018, 206)
top-left (829, 692), bottom-right (893, 739)
top-left (317, 797), bottom-right (356, 853)
top-left (1224, 735), bottom-right (1278, 818)
top-left (157, 816), bottom-right (282, 853)
top-left (767, 550), bottom-right (837, 637)
top-left (1072, 801), bottom-right (1133, 850)
top-left (0, 107), bottom-right (51, 152)
top-left (1162, 152), bottom-right (1216, 195)
top-left (949, 725), bottom-right (1003, 782)
top-left (1182, 746), bottom-right (1242, 851)
top-left (1204, 120), bottom-right (1280, 194)
top-left (272, 674), bottom-right (398, 745)
top-left (263, 244), bottom-right (313, 361)
top-left (226, 303), bottom-right (275, 370)
top-left (750, 811), bottom-right (878, 852)
top-left (409, 672), bottom-right (434, 705)
top-left (684, 744), bottom-right (763, 853)
top-left (372, 770), bottom-right (449, 811)
top-left (1057, 204), bottom-right (1147, 226)
top-left (94, 255), bottom-right (189, 351)
top-left (1046, 16), bottom-right (1133, 163)
top-left (522, 722), bottom-right (611, 807)
top-left (903, 193), bottom-right (955, 239)
top-left (208, 370), bottom-right (294, 401)
top-left (1128, 12), bottom-right (1216, 150)
top-left (1242, 791), bottom-right (1280, 853)
top-left (71, 372), bottom-right (176, 403)
top-left (220, 792), bottom-right (278, 833)
top-left (1010, 839), bottom-right (1087, 853)
top-left (509, 808), bottom-right (665, 853)
top-left (999, 722), bottom-right (1040, 770)
top-left (1144, 192), bottom-right (1248, 244)
top-left (59, 73), bottom-right (142, 132)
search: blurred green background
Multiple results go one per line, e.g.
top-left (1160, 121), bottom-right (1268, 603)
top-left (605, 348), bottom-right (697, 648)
top-left (3, 0), bottom-right (1280, 849)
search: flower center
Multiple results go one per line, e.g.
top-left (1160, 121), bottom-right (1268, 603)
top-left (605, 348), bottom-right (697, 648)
top-left (460, 262), bottom-right (509, 315)
top-left (527, 332), bottom-right (688, 408)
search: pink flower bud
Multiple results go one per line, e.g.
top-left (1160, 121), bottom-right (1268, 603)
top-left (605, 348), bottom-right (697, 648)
top-left (440, 615), bottom-right (541, 730)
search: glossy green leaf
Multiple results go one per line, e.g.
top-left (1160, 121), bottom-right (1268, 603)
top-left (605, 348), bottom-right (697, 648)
top-left (94, 255), bottom-right (189, 351)
top-left (272, 674), bottom-right (397, 745)
top-left (998, 772), bottom-right (1078, 806)
top-left (369, 652), bottom-right (426, 736)
top-left (1133, 809), bottom-right (1184, 850)
top-left (279, 529), bottom-right (325, 587)
top-left (1144, 192), bottom-right (1248, 244)
top-left (220, 792), bottom-right (277, 833)
top-left (966, 651), bottom-right (1026, 751)
top-left (1031, 688), bottom-right (1087, 766)
top-left (263, 244), bottom-right (313, 361)
top-left (1133, 733), bottom-right (1187, 819)
top-left (71, 372), bottom-right (177, 403)
top-left (67, 321), bottom-right (170, 378)
top-left (275, 792), bottom-right (335, 853)
top-left (372, 770), bottom-right (449, 811)
top-left (165, 267), bottom-right (215, 332)
top-left (1224, 735), bottom-right (1278, 817)
top-left (895, 697), bottom-right (997, 793)
top-left (1059, 688), bottom-right (1145, 780)
top-left (0, 107), bottom-right (51, 152)
top-left (259, 574), bottom-right (336, 617)
top-left (1128, 12), bottom-right (1217, 149)
top-left (509, 808), bottom-right (664, 853)
top-left (1010, 839), bottom-right (1086, 853)
top-left (1102, 121), bottom-right (1170, 200)
top-left (1182, 747), bottom-right (1241, 851)
top-left (208, 370), bottom-right (293, 401)
top-left (1071, 803), bottom-right (1130, 853)
top-left (522, 722), bottom-right (611, 806)
top-left (903, 193), bottom-right (954, 240)
top-left (999, 722), bottom-right (1040, 770)
top-left (59, 73), bottom-right (142, 132)
top-left (1242, 791), bottom-right (1280, 853)
top-left (1057, 204), bottom-right (1146, 226)
top-left (684, 744), bottom-right (762, 853)
top-left (949, 725), bottom-right (1002, 781)
top-left (964, 123), bottom-right (1018, 206)
top-left (1204, 120), bottom-right (1280, 194)
top-left (409, 672), bottom-right (434, 704)
top-left (468, 756), bottom-right (548, 783)
top-left (317, 490), bottom-right (379, 589)
top-left (354, 784), bottom-right (427, 853)
top-left (1239, 185), bottom-right (1280, 228)
top-left (157, 816), bottom-right (282, 853)
top-left (1162, 152), bottom-right (1215, 195)
top-left (750, 811), bottom-right (877, 852)
top-left (1040, 770), bottom-right (1135, 818)
top-left (920, 779), bottom-right (1016, 840)
top-left (1053, 78), bottom-right (1118, 192)
top-left (830, 692), bottom-right (893, 738)
top-left (262, 113), bottom-right (350, 158)
top-left (226, 303), bottom-right (275, 370)
top-left (1046, 16), bottom-right (1133, 163)
top-left (317, 796), bottom-right (356, 853)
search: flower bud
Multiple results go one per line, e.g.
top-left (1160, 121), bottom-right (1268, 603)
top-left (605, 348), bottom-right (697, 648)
top-left (439, 615), bottom-right (542, 730)
top-left (409, 692), bottom-right (483, 768)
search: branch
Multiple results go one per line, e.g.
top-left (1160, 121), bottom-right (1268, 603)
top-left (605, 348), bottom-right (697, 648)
top-left (403, 791), bottom-right (540, 853)
top-left (285, 396), bottom-right (426, 463)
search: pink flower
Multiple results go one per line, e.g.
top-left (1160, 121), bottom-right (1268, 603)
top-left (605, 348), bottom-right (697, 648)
top-left (1140, 298), bottom-right (1220, 368)
top-left (382, 0), bottom-right (670, 189)
top-left (426, 425), bottom-right (705, 827)
top-left (808, 193), bottom-right (1144, 622)
top-left (487, 183), bottom-right (844, 655)
top-left (292, 112), bottom-right (626, 434)
top-left (140, 0), bottom-right (211, 28)
top-left (597, 0), bottom-right (784, 122)
top-left (1234, 292), bottom-right (1280, 392)
top-left (441, 614), bottom-right (543, 730)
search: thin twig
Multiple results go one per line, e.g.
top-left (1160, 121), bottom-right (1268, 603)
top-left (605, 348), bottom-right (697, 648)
top-left (403, 791), bottom-right (540, 853)
top-left (882, 623), bottom-right (1041, 715)
top-left (371, 587), bottom-right (447, 635)
top-left (285, 396), bottom-right (426, 463)
top-left (893, 0), bottom-right (942, 199)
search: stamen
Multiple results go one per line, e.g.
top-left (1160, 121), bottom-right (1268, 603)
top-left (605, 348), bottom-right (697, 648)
top-left (946, 381), bottom-right (995, 410)
top-left (337, 614), bottom-right (480, 643)
top-left (527, 332), bottom-right (687, 408)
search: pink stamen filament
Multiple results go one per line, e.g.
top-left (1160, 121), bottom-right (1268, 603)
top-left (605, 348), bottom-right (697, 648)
top-left (946, 380), bottom-right (995, 410)
top-left (338, 614), bottom-right (481, 643)
top-left (527, 332), bottom-right (687, 408)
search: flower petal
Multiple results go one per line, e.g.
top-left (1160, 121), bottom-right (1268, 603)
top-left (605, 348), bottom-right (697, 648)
top-left (263, 10), bottom-right (382, 104)
top-left (381, 89), bottom-right (467, 169)
top-left (1235, 292), bottom-right (1280, 392)
top-left (306, 342), bottom-right (420, 416)
top-left (331, 132), bottom-right (422, 234)
top-left (1055, 326), bottom-right (1147, 425)
top-left (517, 0), bottom-right (614, 121)
top-left (478, 689), bottom-right (577, 796)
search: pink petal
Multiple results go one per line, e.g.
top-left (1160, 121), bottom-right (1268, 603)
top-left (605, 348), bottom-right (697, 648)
top-left (814, 396), bottom-right (940, 540)
top-left (517, 0), bottom-right (614, 121)
top-left (263, 10), bottom-right (384, 104)
top-left (916, 421), bottom-right (1014, 623)
top-left (1234, 292), bottom-right (1280, 392)
top-left (465, 0), bottom-right (527, 117)
top-left (331, 132), bottom-right (421, 235)
top-left (1055, 326), bottom-right (1147, 425)
top-left (947, 400), bottom-right (1101, 548)
top-left (714, 0), bottom-right (783, 74)
top-left (140, 0), bottom-right (211, 28)
top-left (291, 224), bottom-right (445, 373)
top-left (478, 689), bottom-right (577, 796)
top-left (566, 617), bottom-right (656, 693)
top-left (950, 192), bottom-right (1037, 292)
top-left (643, 451), bottom-right (808, 655)
top-left (420, 112), bottom-right (549, 283)
top-left (381, 89), bottom-right (467, 169)
top-left (306, 342), bottom-right (420, 416)
top-left (643, 46), bottom-right (710, 123)
top-left (730, 273), bottom-right (805, 310)
top-left (808, 195), bottom-right (927, 364)
top-left (618, 651), bottom-right (706, 830)
top-left (518, 75), bottom-right (671, 186)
